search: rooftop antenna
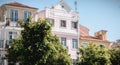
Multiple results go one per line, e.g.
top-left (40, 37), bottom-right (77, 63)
top-left (74, 0), bottom-right (77, 12)
top-left (60, 0), bottom-right (64, 2)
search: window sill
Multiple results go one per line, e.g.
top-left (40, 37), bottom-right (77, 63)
top-left (71, 28), bottom-right (77, 30)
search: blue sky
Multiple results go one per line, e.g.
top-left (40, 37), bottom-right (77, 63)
top-left (0, 0), bottom-right (120, 41)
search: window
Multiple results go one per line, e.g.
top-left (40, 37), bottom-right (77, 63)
top-left (24, 11), bottom-right (31, 22)
top-left (9, 32), bottom-right (18, 43)
top-left (61, 20), bottom-right (66, 27)
top-left (9, 32), bottom-right (12, 43)
top-left (62, 5), bottom-right (64, 8)
top-left (82, 42), bottom-right (88, 47)
top-left (10, 9), bottom-right (18, 21)
top-left (49, 19), bottom-right (54, 25)
top-left (61, 37), bottom-right (66, 46)
top-left (72, 39), bottom-right (78, 49)
top-left (72, 22), bottom-right (77, 29)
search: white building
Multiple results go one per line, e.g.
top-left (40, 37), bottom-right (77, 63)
top-left (38, 0), bottom-right (79, 61)
top-left (0, 0), bottom-right (80, 65)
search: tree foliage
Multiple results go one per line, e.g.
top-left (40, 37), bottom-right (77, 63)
top-left (7, 18), bottom-right (72, 65)
top-left (110, 45), bottom-right (120, 65)
top-left (78, 43), bottom-right (111, 65)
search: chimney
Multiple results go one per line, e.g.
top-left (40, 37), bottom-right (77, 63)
top-left (94, 30), bottom-right (107, 40)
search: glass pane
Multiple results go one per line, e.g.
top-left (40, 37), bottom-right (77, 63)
top-left (72, 39), bottom-right (78, 48)
top-left (15, 10), bottom-right (18, 21)
top-left (72, 22), bottom-right (77, 29)
top-left (61, 37), bottom-right (66, 46)
top-left (61, 20), bottom-right (66, 27)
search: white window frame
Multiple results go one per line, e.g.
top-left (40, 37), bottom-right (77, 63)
top-left (9, 31), bottom-right (18, 43)
top-left (49, 18), bottom-right (54, 25)
top-left (10, 9), bottom-right (18, 21)
top-left (61, 37), bottom-right (66, 47)
top-left (24, 11), bottom-right (31, 22)
top-left (72, 39), bottom-right (78, 49)
top-left (60, 20), bottom-right (66, 27)
top-left (71, 22), bottom-right (77, 29)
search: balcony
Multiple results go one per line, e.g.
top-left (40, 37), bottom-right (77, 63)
top-left (6, 18), bottom-right (26, 27)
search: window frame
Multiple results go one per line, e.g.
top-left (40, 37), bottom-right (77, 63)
top-left (24, 11), bottom-right (32, 22)
top-left (61, 37), bottom-right (66, 47)
top-left (72, 39), bottom-right (78, 49)
top-left (71, 21), bottom-right (77, 29)
top-left (10, 9), bottom-right (18, 21)
top-left (9, 32), bottom-right (12, 43)
top-left (9, 31), bottom-right (18, 43)
top-left (60, 20), bottom-right (66, 27)
top-left (49, 18), bottom-right (54, 25)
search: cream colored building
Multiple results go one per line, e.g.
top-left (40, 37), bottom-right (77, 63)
top-left (0, 2), bottom-right (38, 48)
top-left (0, 2), bottom-right (37, 65)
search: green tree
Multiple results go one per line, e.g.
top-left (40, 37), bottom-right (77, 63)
top-left (7, 18), bottom-right (72, 65)
top-left (78, 43), bottom-right (111, 65)
top-left (110, 43), bottom-right (120, 65)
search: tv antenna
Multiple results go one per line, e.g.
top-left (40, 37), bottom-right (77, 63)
top-left (74, 0), bottom-right (77, 12)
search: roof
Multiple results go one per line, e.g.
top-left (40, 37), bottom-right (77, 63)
top-left (4, 2), bottom-right (38, 9)
top-left (80, 24), bottom-right (111, 43)
top-left (80, 35), bottom-right (111, 43)
top-left (80, 24), bottom-right (89, 31)
top-left (80, 24), bottom-right (89, 36)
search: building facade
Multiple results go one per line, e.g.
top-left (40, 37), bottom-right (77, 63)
top-left (0, 1), bottom-right (79, 65)
top-left (38, 0), bottom-right (79, 60)
top-left (80, 24), bottom-right (111, 47)
top-left (0, 2), bottom-right (38, 65)
top-left (0, 1), bottom-right (112, 65)
top-left (0, 2), bottom-right (38, 48)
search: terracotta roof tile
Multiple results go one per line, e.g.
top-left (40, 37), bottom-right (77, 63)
top-left (80, 24), bottom-right (89, 36)
top-left (80, 35), bottom-right (111, 43)
top-left (4, 2), bottom-right (38, 9)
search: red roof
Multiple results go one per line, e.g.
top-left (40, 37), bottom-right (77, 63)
top-left (80, 24), bottom-right (89, 36)
top-left (4, 2), bottom-right (38, 9)
top-left (80, 35), bottom-right (111, 43)
top-left (80, 24), bottom-right (111, 43)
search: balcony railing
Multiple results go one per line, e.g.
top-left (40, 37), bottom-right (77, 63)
top-left (5, 18), bottom-right (21, 27)
top-left (7, 18), bottom-right (30, 22)
top-left (5, 18), bottom-right (31, 27)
